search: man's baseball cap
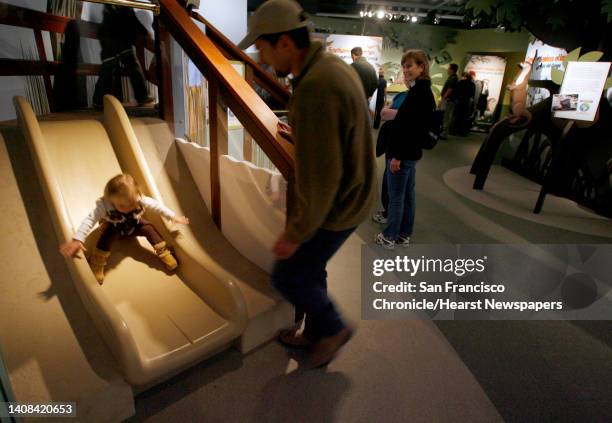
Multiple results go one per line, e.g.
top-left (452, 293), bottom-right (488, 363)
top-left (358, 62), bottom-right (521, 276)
top-left (237, 0), bottom-right (310, 50)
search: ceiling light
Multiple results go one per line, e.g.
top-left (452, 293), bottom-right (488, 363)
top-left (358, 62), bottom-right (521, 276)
top-left (367, 11), bottom-right (373, 18)
top-left (376, 9), bottom-right (385, 19)
top-left (360, 10), bottom-right (364, 17)
top-left (434, 15), bottom-right (440, 24)
top-left (411, 15), bottom-right (417, 23)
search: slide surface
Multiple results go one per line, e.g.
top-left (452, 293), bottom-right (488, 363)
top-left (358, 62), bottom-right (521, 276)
top-left (14, 95), bottom-right (248, 386)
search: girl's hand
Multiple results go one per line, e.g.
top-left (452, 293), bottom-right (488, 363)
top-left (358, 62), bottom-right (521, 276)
top-left (173, 215), bottom-right (190, 225)
top-left (389, 158), bottom-right (401, 174)
top-left (59, 240), bottom-right (86, 258)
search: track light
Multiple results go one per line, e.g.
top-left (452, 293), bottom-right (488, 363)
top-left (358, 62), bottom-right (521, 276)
top-left (411, 15), bottom-right (417, 23)
top-left (376, 9), bottom-right (385, 19)
top-left (434, 15), bottom-right (440, 24)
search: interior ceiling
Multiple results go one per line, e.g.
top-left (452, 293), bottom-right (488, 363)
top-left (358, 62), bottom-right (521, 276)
top-left (247, 0), bottom-right (477, 28)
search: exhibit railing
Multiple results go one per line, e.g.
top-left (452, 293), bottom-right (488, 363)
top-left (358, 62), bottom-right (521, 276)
top-left (0, 2), bottom-right (157, 113)
top-left (158, 0), bottom-right (294, 228)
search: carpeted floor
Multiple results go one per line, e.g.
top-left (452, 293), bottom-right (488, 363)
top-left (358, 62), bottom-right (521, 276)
top-left (128, 132), bottom-right (612, 422)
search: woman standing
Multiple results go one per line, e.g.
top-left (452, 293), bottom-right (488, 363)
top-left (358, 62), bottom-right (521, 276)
top-left (376, 50), bottom-right (435, 249)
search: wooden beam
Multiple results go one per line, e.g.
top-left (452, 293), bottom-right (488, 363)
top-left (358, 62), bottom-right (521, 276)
top-left (208, 80), bottom-right (229, 229)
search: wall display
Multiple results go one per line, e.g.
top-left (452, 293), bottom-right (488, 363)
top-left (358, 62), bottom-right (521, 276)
top-left (524, 39), bottom-right (567, 107)
top-left (464, 54), bottom-right (507, 117)
top-left (553, 61), bottom-right (611, 121)
top-left (322, 34), bottom-right (383, 70)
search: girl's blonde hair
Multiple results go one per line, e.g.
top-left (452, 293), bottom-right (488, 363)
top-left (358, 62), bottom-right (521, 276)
top-left (401, 49), bottom-right (430, 80)
top-left (104, 174), bottom-right (140, 201)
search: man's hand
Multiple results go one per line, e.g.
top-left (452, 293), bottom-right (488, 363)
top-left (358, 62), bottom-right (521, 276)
top-left (277, 121), bottom-right (293, 142)
top-left (273, 233), bottom-right (299, 259)
top-left (172, 215), bottom-right (190, 225)
top-left (59, 239), bottom-right (86, 258)
top-left (389, 158), bottom-right (401, 173)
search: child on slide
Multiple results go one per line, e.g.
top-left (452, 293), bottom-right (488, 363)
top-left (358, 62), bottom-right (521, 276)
top-left (59, 173), bottom-right (189, 283)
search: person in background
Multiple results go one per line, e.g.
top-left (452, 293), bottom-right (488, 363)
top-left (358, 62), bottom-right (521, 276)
top-left (351, 46), bottom-right (378, 100)
top-left (452, 71), bottom-right (476, 135)
top-left (470, 70), bottom-right (483, 118)
top-left (93, 5), bottom-right (154, 107)
top-left (375, 50), bottom-right (435, 249)
top-left (371, 90), bottom-right (409, 225)
top-left (439, 63), bottom-right (458, 139)
top-left (373, 69), bottom-right (388, 129)
top-left (238, 0), bottom-right (376, 369)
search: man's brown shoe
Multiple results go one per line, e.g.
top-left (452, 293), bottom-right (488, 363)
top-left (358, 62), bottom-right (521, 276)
top-left (277, 328), bottom-right (313, 349)
top-left (306, 326), bottom-right (354, 370)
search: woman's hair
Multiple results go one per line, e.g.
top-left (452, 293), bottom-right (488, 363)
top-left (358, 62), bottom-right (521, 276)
top-left (401, 50), bottom-right (430, 80)
top-left (104, 174), bottom-right (140, 201)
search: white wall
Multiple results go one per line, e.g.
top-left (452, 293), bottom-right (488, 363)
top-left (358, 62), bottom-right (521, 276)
top-left (193, 0), bottom-right (247, 45)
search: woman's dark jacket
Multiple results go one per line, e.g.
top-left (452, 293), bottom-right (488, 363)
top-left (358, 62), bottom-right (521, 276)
top-left (386, 78), bottom-right (435, 161)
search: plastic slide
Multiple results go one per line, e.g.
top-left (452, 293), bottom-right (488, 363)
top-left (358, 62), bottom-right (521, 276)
top-left (14, 95), bottom-right (249, 387)
top-left (175, 140), bottom-right (287, 273)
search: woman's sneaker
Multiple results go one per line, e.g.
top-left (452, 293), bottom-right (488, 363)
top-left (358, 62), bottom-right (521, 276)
top-left (372, 211), bottom-right (387, 224)
top-left (397, 235), bottom-right (411, 247)
top-left (375, 233), bottom-right (395, 249)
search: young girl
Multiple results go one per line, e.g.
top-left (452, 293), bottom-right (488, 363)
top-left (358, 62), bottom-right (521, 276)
top-left (59, 174), bottom-right (189, 283)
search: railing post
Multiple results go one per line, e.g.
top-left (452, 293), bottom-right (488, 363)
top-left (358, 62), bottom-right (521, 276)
top-left (242, 65), bottom-right (254, 162)
top-left (208, 79), bottom-right (228, 229)
top-left (243, 132), bottom-right (253, 162)
top-left (33, 28), bottom-right (53, 112)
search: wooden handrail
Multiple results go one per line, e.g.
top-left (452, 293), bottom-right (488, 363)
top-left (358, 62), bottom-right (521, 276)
top-left (189, 10), bottom-right (291, 108)
top-left (159, 0), bottom-right (294, 179)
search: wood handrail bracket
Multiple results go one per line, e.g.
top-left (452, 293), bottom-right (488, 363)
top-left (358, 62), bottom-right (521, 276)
top-left (159, 0), bottom-right (294, 179)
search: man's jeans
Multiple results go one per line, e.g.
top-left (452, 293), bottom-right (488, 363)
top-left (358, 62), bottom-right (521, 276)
top-left (271, 227), bottom-right (355, 342)
top-left (383, 159), bottom-right (416, 241)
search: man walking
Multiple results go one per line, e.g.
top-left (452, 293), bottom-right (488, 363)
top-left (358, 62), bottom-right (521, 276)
top-left (238, 0), bottom-right (376, 369)
top-left (351, 46), bottom-right (378, 100)
top-left (439, 63), bottom-right (458, 139)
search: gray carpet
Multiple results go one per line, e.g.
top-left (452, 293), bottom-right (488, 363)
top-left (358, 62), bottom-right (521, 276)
top-left (129, 133), bottom-right (612, 423)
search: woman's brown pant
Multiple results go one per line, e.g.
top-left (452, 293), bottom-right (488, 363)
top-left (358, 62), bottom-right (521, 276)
top-left (96, 219), bottom-right (163, 252)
